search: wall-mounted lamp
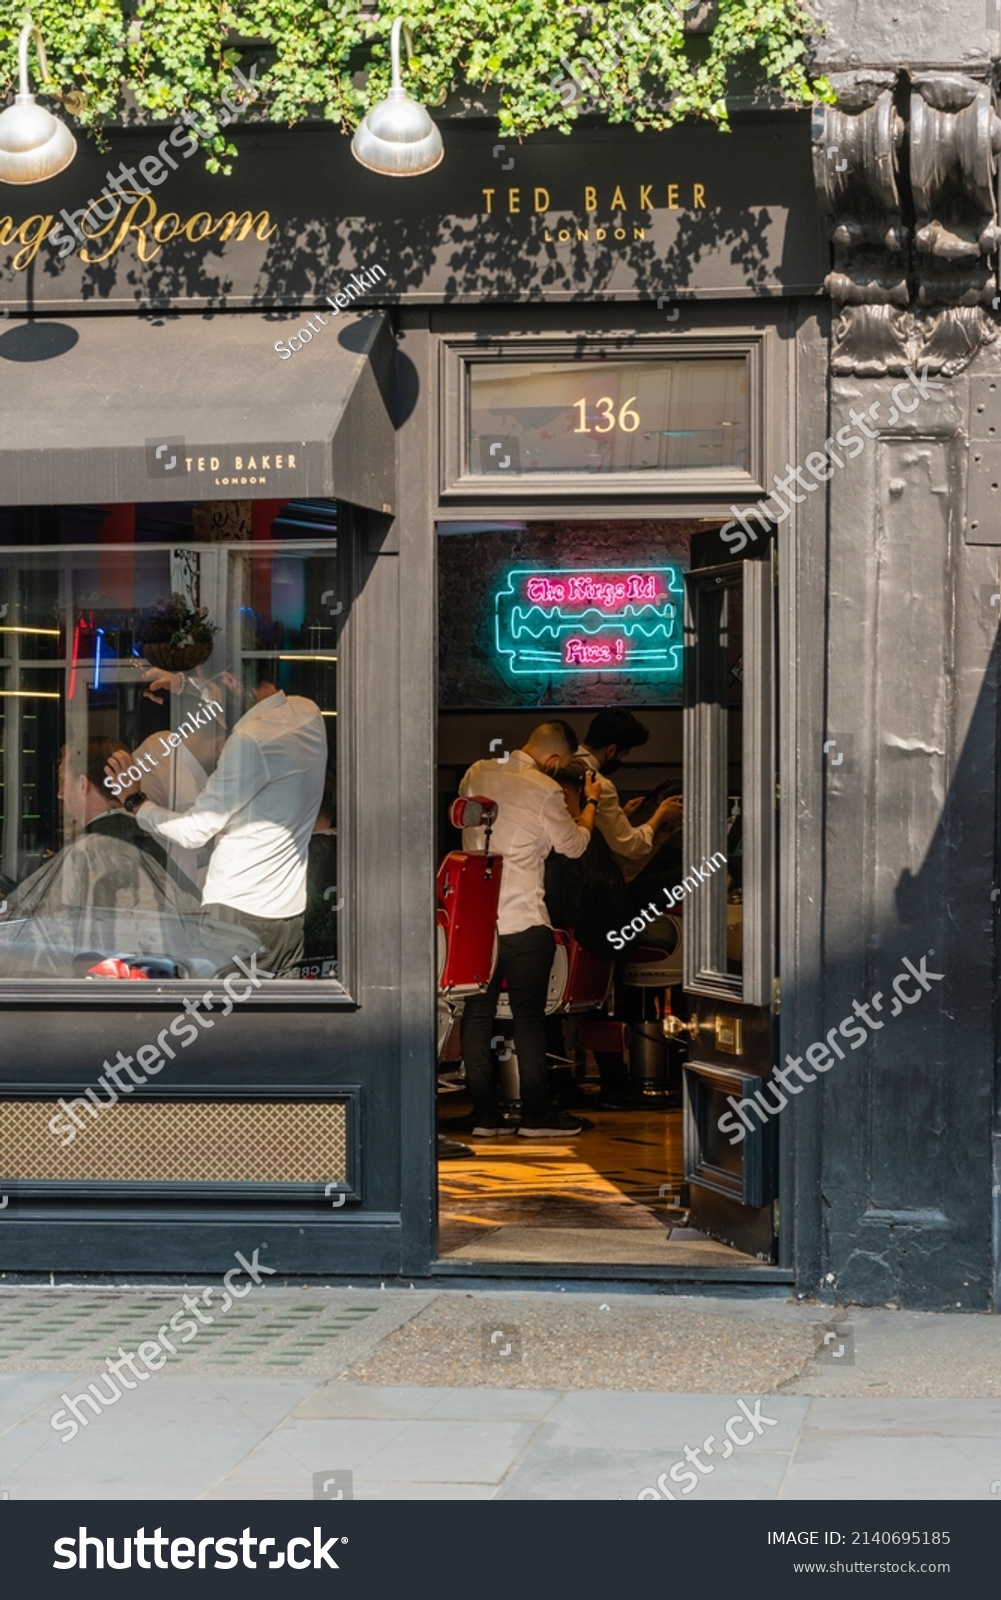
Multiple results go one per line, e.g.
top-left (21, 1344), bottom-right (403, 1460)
top-left (0, 22), bottom-right (78, 185)
top-left (351, 16), bottom-right (443, 177)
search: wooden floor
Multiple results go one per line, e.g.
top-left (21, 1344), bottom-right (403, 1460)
top-left (437, 1100), bottom-right (762, 1267)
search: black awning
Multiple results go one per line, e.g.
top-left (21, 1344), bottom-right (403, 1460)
top-left (0, 310), bottom-right (395, 512)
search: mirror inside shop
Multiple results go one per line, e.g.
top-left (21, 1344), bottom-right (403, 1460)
top-left (0, 501), bottom-right (341, 988)
top-left (435, 518), bottom-right (755, 1270)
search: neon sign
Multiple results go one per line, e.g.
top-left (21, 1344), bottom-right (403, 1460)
top-left (494, 566), bottom-right (684, 678)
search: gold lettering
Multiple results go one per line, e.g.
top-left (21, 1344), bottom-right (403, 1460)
top-left (12, 214), bottom-right (54, 270)
top-left (667, 184), bottom-right (679, 209)
top-left (584, 186), bottom-right (597, 212)
top-left (152, 211), bottom-right (181, 244)
top-left (533, 186), bottom-right (550, 213)
top-left (610, 185), bottom-right (626, 210)
top-left (288, 453), bottom-right (296, 467)
top-left (481, 187), bottom-right (495, 213)
top-left (508, 187), bottom-right (520, 214)
top-left (80, 191), bottom-right (155, 265)
top-left (595, 227), bottom-right (607, 241)
top-left (638, 184), bottom-right (652, 209)
top-left (693, 182), bottom-right (706, 207)
top-left (557, 228), bottom-right (570, 241)
top-left (632, 226), bottom-right (646, 239)
top-left (0, 217), bottom-right (15, 246)
top-left (183, 211), bottom-right (214, 242)
top-left (212, 209), bottom-right (277, 243)
top-left (576, 228), bottom-right (588, 240)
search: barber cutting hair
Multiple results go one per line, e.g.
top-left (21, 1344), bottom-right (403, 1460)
top-left (456, 721), bottom-right (601, 1138)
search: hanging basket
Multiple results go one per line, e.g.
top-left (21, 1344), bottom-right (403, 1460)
top-left (140, 641), bottom-right (214, 672)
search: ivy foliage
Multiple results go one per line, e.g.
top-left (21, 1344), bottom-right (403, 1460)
top-left (0, 1), bottom-right (832, 172)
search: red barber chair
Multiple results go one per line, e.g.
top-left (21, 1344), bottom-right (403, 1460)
top-left (436, 796), bottom-right (502, 1055)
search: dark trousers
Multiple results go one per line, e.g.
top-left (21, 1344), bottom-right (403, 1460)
top-left (203, 902), bottom-right (304, 978)
top-left (460, 925), bottom-right (555, 1124)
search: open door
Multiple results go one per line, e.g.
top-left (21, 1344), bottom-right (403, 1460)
top-left (675, 539), bottom-right (779, 1260)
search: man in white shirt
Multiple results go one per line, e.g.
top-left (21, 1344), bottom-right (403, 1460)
top-left (578, 709), bottom-right (683, 883)
top-left (106, 677), bottom-right (327, 977)
top-left (457, 721), bottom-right (601, 1138)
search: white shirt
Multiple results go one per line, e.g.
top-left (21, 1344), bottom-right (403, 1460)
top-left (459, 749), bottom-right (590, 935)
top-left (136, 691), bottom-right (327, 918)
top-left (578, 745), bottom-right (656, 881)
top-left (132, 734), bottom-right (209, 889)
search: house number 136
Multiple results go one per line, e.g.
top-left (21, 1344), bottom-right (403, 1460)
top-left (573, 396), bottom-right (640, 434)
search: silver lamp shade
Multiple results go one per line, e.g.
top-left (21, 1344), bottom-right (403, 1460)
top-left (351, 18), bottom-right (443, 177)
top-left (0, 25), bottom-right (78, 186)
top-left (0, 94), bottom-right (77, 185)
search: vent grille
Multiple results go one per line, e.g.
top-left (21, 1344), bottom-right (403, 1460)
top-left (1, 1099), bottom-right (348, 1183)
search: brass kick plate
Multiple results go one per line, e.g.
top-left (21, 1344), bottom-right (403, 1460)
top-left (715, 1015), bottom-right (743, 1055)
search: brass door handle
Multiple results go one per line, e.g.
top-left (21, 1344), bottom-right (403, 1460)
top-left (663, 1014), bottom-right (699, 1041)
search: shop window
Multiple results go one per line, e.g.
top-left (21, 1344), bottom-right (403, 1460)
top-left (0, 504), bottom-right (344, 990)
top-left (440, 336), bottom-right (765, 499)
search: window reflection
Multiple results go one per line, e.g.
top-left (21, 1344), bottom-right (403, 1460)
top-left (469, 358), bottom-right (750, 475)
top-left (0, 509), bottom-right (341, 984)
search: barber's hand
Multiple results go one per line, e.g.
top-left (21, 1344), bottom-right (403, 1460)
top-left (139, 668), bottom-right (183, 703)
top-left (105, 749), bottom-right (141, 799)
top-left (623, 795), bottom-right (645, 817)
top-left (655, 796), bottom-right (684, 831)
top-left (582, 771), bottom-right (602, 807)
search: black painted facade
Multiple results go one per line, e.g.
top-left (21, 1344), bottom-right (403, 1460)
top-left (0, 0), bottom-right (998, 1309)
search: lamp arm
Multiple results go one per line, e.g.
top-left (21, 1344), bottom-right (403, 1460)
top-left (17, 23), bottom-right (50, 98)
top-left (389, 16), bottom-right (415, 93)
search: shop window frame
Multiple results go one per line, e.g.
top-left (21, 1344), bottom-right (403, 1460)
top-left (0, 506), bottom-right (359, 1008)
top-left (683, 554), bottom-right (775, 1006)
top-left (438, 332), bottom-right (770, 502)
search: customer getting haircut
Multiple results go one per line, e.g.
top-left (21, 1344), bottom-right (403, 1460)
top-left (584, 709), bottom-right (651, 752)
top-left (62, 737), bottom-right (131, 795)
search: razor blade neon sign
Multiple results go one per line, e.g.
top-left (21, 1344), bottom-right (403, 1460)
top-left (494, 566), bottom-right (684, 677)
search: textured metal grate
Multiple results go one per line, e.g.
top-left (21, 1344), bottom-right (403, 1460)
top-left (0, 1291), bottom-right (381, 1373)
top-left (1, 1099), bottom-right (348, 1183)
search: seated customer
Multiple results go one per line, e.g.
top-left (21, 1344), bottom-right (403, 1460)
top-left (544, 758), bottom-right (635, 1108)
top-left (544, 758), bottom-right (633, 956)
top-left (2, 736), bottom-right (200, 915)
top-left (58, 737), bottom-right (169, 874)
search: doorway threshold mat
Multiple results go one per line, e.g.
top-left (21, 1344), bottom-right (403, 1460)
top-left (440, 1226), bottom-right (764, 1267)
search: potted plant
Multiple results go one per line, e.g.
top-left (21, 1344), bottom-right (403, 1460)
top-left (134, 593), bottom-right (219, 672)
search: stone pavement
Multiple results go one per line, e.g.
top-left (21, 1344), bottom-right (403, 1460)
top-left (1, 1287), bottom-right (1000, 1500)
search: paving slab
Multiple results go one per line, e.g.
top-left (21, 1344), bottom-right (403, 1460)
top-left (780, 1431), bottom-right (1001, 1501)
top-left (0, 1290), bottom-right (999, 1500)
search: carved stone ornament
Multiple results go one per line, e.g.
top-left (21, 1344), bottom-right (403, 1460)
top-left (832, 304), bottom-right (995, 377)
top-left (815, 72), bottom-right (1001, 375)
top-left (811, 73), bottom-right (907, 309)
top-left (910, 74), bottom-right (1001, 309)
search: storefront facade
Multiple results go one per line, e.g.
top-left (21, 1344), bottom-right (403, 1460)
top-left (1, 0), bottom-right (998, 1309)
